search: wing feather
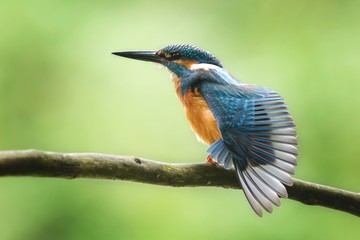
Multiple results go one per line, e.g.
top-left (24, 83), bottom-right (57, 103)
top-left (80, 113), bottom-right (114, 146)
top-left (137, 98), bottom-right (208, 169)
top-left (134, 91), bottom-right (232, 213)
top-left (202, 82), bottom-right (297, 216)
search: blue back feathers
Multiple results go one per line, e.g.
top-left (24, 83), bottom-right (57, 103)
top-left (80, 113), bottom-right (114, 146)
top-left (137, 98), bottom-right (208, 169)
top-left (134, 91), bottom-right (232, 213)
top-left (199, 80), bottom-right (298, 216)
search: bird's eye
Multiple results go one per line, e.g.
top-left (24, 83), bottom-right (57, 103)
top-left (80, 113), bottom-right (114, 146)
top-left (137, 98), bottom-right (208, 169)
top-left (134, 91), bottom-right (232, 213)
top-left (171, 52), bottom-right (180, 59)
top-left (157, 51), bottom-right (180, 60)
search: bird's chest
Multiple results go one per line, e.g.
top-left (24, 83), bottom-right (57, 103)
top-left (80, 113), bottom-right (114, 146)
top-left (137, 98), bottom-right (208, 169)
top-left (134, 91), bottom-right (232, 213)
top-left (173, 78), bottom-right (221, 145)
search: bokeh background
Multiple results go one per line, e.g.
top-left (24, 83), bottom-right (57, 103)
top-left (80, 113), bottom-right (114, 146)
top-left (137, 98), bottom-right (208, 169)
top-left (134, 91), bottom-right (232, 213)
top-left (1, 0), bottom-right (359, 239)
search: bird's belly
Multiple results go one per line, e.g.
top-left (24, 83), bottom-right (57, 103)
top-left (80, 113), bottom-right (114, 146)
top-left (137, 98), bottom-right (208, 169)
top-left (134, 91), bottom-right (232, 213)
top-left (181, 91), bottom-right (221, 145)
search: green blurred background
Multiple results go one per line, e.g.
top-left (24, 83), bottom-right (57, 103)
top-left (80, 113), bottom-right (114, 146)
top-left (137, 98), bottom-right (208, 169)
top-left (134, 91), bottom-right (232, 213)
top-left (1, 0), bottom-right (359, 239)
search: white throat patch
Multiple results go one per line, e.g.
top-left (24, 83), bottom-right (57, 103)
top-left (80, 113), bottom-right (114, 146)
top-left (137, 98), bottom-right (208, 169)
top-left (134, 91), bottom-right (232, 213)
top-left (189, 63), bottom-right (219, 71)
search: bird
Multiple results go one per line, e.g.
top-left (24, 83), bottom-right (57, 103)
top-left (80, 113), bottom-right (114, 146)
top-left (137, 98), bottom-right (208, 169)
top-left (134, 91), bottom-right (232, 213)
top-left (112, 44), bottom-right (298, 217)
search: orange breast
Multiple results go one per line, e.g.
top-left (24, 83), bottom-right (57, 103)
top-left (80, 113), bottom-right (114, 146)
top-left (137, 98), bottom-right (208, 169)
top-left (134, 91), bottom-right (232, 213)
top-left (173, 76), bottom-right (221, 145)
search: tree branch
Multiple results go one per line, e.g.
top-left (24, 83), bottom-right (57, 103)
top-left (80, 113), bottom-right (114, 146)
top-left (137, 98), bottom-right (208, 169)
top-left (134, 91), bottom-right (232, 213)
top-left (0, 150), bottom-right (359, 217)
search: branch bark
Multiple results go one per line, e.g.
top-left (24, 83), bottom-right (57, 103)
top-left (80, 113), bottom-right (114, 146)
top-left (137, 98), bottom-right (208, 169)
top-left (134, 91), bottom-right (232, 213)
top-left (0, 150), bottom-right (359, 217)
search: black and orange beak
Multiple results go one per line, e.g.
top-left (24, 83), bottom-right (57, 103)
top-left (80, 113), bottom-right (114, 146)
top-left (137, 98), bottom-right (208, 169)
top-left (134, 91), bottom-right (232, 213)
top-left (112, 50), bottom-right (164, 64)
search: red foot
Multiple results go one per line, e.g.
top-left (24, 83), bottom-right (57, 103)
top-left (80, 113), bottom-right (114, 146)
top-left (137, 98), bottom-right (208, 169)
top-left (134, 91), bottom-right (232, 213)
top-left (207, 155), bottom-right (219, 166)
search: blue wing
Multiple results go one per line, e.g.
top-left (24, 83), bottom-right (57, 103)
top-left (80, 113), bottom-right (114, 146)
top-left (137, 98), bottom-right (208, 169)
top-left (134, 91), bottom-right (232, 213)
top-left (199, 81), bottom-right (298, 217)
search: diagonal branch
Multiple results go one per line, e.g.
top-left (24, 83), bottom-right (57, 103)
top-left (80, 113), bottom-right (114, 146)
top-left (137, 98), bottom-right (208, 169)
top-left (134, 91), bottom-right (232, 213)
top-left (0, 150), bottom-right (359, 217)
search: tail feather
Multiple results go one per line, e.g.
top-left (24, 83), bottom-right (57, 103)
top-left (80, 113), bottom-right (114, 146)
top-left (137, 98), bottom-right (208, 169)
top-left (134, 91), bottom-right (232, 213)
top-left (234, 159), bottom-right (285, 217)
top-left (246, 166), bottom-right (281, 206)
top-left (248, 164), bottom-right (288, 198)
top-left (242, 169), bottom-right (273, 213)
top-left (207, 138), bottom-right (295, 216)
top-left (236, 167), bottom-right (263, 217)
top-left (255, 163), bottom-right (293, 186)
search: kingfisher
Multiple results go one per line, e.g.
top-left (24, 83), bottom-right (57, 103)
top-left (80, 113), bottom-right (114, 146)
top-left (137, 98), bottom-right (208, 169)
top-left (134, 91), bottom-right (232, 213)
top-left (112, 44), bottom-right (298, 217)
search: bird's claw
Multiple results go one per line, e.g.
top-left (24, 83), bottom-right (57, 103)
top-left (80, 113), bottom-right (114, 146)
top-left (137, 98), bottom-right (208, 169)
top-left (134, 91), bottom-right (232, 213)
top-left (207, 155), bottom-right (219, 166)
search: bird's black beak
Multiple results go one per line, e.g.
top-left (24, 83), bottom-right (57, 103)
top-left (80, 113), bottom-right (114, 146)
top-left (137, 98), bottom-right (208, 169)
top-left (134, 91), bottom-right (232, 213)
top-left (112, 50), bottom-right (163, 63)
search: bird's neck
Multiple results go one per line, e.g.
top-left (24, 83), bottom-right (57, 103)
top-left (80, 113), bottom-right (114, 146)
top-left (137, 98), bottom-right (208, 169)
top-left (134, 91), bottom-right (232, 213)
top-left (164, 61), bottom-right (191, 79)
top-left (172, 74), bottom-right (185, 100)
top-left (172, 74), bottom-right (198, 103)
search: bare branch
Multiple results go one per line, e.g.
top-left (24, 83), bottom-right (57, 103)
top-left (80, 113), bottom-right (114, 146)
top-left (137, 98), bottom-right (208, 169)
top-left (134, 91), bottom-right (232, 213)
top-left (0, 150), bottom-right (359, 216)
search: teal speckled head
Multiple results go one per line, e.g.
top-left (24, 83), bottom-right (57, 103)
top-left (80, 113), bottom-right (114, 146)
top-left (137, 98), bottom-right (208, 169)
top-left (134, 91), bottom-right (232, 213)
top-left (158, 44), bottom-right (223, 67)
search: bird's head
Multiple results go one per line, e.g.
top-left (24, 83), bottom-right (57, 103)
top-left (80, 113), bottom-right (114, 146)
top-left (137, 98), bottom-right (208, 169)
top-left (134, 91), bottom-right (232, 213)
top-left (112, 44), bottom-right (223, 78)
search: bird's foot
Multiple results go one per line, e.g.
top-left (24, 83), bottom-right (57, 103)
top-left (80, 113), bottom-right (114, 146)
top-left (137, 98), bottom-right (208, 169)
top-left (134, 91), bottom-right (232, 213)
top-left (207, 155), bottom-right (219, 166)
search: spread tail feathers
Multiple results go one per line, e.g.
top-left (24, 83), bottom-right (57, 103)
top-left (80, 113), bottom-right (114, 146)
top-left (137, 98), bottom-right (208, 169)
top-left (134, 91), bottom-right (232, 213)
top-left (207, 138), bottom-right (296, 217)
